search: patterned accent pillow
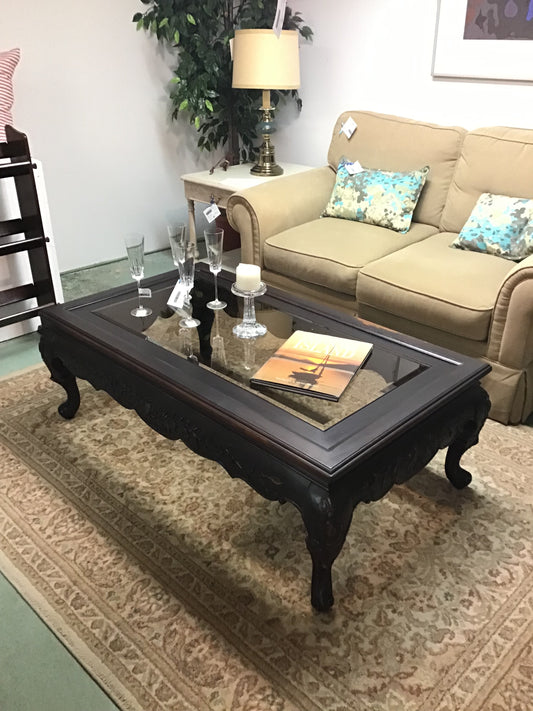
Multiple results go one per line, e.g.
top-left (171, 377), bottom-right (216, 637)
top-left (0, 48), bottom-right (20, 142)
top-left (451, 192), bottom-right (533, 261)
top-left (323, 161), bottom-right (430, 233)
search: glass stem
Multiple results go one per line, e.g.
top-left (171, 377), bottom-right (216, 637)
top-left (214, 273), bottom-right (219, 304)
top-left (137, 278), bottom-right (142, 310)
top-left (242, 294), bottom-right (257, 326)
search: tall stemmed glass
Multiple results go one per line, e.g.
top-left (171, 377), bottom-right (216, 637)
top-left (168, 223), bottom-right (186, 274)
top-left (179, 240), bottom-right (200, 328)
top-left (124, 233), bottom-right (152, 317)
top-left (205, 227), bottom-right (227, 310)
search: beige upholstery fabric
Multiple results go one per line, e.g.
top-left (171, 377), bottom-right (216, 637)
top-left (355, 304), bottom-right (490, 358)
top-left (264, 218), bottom-right (437, 296)
top-left (260, 269), bottom-right (358, 313)
top-left (488, 255), bottom-right (533, 369)
top-left (441, 125), bottom-right (533, 234)
top-left (228, 110), bottom-right (533, 423)
top-left (328, 111), bottom-right (466, 228)
top-left (482, 361), bottom-right (530, 425)
top-left (227, 166), bottom-right (336, 265)
top-left (357, 232), bottom-right (513, 341)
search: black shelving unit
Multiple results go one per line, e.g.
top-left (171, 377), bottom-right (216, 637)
top-left (0, 125), bottom-right (57, 329)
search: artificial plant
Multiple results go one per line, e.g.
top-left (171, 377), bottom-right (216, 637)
top-left (133, 1), bottom-right (312, 164)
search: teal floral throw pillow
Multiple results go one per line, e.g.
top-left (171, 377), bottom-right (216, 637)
top-left (452, 192), bottom-right (533, 261)
top-left (323, 161), bottom-right (430, 233)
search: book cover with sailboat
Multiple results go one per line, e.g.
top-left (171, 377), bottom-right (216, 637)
top-left (250, 330), bottom-right (373, 401)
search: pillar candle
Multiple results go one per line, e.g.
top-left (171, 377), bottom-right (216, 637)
top-left (235, 263), bottom-right (261, 291)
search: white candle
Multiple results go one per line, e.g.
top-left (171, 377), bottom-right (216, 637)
top-left (235, 263), bottom-right (261, 291)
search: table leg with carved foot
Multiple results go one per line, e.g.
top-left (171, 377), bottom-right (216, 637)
top-left (300, 484), bottom-right (354, 612)
top-left (39, 342), bottom-right (80, 419)
top-left (445, 384), bottom-right (491, 489)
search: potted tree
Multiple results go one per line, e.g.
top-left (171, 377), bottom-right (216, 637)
top-left (133, 0), bottom-right (312, 165)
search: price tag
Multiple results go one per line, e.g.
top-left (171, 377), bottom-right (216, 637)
top-left (339, 116), bottom-right (357, 139)
top-left (344, 160), bottom-right (364, 175)
top-left (203, 202), bottom-right (221, 223)
top-left (167, 280), bottom-right (186, 310)
top-left (138, 287), bottom-right (152, 298)
top-left (272, 0), bottom-right (287, 37)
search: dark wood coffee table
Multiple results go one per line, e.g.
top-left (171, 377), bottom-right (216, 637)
top-left (39, 264), bottom-right (490, 611)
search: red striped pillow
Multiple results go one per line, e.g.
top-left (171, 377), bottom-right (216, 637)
top-left (0, 48), bottom-right (20, 141)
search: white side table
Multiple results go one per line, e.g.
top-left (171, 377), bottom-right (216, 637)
top-left (181, 163), bottom-right (312, 250)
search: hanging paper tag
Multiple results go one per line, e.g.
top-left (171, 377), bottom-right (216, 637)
top-left (272, 0), bottom-right (287, 37)
top-left (339, 116), bottom-right (357, 139)
top-left (167, 280), bottom-right (186, 310)
top-left (344, 160), bottom-right (364, 175)
top-left (203, 202), bottom-right (221, 223)
top-left (138, 287), bottom-right (152, 298)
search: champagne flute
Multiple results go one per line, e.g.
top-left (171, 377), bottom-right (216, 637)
top-left (179, 241), bottom-right (200, 328)
top-left (204, 227), bottom-right (226, 310)
top-left (124, 233), bottom-right (152, 317)
top-left (168, 223), bottom-right (186, 276)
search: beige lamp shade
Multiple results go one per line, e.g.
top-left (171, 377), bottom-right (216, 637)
top-left (232, 29), bottom-right (300, 90)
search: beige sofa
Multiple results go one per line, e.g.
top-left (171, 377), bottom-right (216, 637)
top-left (226, 110), bottom-right (533, 424)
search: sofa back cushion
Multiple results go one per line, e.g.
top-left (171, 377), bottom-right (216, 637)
top-left (328, 111), bottom-right (466, 228)
top-left (440, 125), bottom-right (533, 234)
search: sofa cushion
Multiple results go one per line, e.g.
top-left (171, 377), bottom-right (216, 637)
top-left (452, 192), bottom-right (533, 261)
top-left (357, 232), bottom-right (513, 341)
top-left (440, 125), bottom-right (533, 234)
top-left (263, 217), bottom-right (438, 296)
top-left (323, 161), bottom-right (429, 233)
top-left (328, 111), bottom-right (466, 228)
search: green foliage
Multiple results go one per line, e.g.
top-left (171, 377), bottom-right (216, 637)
top-left (133, 1), bottom-right (312, 164)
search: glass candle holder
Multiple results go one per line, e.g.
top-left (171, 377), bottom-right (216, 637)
top-left (231, 282), bottom-right (267, 339)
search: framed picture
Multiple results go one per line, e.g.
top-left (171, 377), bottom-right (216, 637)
top-left (433, 0), bottom-right (533, 81)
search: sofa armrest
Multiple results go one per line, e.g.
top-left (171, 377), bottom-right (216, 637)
top-left (226, 166), bottom-right (335, 266)
top-left (487, 254), bottom-right (533, 369)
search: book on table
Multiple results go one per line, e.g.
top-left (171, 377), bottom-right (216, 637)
top-left (250, 330), bottom-right (373, 401)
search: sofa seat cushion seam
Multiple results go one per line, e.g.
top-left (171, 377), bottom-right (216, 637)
top-left (265, 242), bottom-right (366, 271)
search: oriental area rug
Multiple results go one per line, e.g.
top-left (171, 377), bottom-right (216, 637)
top-left (0, 366), bottom-right (532, 711)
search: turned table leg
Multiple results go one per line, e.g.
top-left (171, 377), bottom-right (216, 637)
top-left (300, 484), bottom-right (354, 611)
top-left (39, 340), bottom-right (80, 419)
top-left (445, 384), bottom-right (491, 489)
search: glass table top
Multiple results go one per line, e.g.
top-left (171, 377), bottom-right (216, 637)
top-left (91, 268), bottom-right (427, 430)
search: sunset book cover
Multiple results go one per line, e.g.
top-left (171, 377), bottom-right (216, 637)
top-left (250, 330), bottom-right (373, 401)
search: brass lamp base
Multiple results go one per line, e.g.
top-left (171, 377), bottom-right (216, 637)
top-left (250, 100), bottom-right (284, 177)
top-left (250, 147), bottom-right (283, 176)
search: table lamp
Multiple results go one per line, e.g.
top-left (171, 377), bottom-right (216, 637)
top-left (232, 29), bottom-right (300, 176)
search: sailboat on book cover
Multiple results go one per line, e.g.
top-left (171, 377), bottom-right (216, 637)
top-left (250, 330), bottom-right (373, 401)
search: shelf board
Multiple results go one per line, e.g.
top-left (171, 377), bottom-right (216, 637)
top-left (0, 160), bottom-right (34, 179)
top-left (0, 300), bottom-right (55, 328)
top-left (0, 216), bottom-right (41, 239)
top-left (0, 138), bottom-right (27, 160)
top-left (0, 283), bottom-right (39, 308)
top-left (0, 235), bottom-right (47, 257)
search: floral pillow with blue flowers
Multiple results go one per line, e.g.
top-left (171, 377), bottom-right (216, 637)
top-left (451, 192), bottom-right (533, 261)
top-left (322, 160), bottom-right (430, 233)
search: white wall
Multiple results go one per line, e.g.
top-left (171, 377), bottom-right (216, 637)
top-left (2, 0), bottom-right (533, 271)
top-left (276, 0), bottom-right (533, 166)
top-left (1, 0), bottom-right (210, 272)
